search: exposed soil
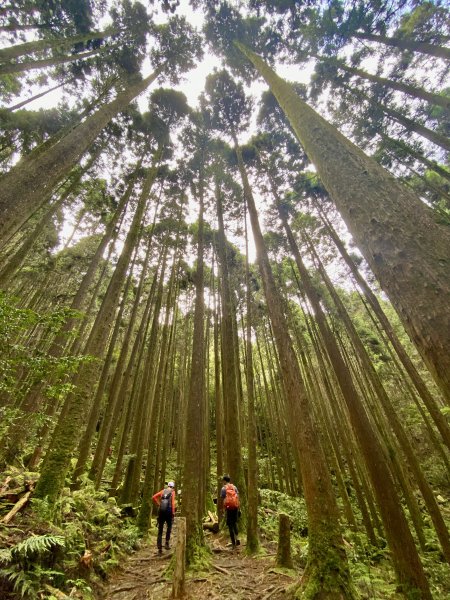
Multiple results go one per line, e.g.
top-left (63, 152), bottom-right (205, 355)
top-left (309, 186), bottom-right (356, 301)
top-left (97, 522), bottom-right (298, 600)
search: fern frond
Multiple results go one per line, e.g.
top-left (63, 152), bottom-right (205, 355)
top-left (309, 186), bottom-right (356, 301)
top-left (11, 534), bottom-right (65, 560)
top-left (0, 547), bottom-right (12, 564)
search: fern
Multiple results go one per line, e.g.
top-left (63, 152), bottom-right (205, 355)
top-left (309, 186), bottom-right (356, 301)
top-left (0, 566), bottom-right (37, 599)
top-left (11, 534), bottom-right (65, 561)
top-left (0, 547), bottom-right (12, 564)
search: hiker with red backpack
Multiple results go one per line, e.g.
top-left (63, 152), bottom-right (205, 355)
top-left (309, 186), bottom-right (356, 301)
top-left (152, 481), bottom-right (176, 554)
top-left (221, 475), bottom-right (240, 547)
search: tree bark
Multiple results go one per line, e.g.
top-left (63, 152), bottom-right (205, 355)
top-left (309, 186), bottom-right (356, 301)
top-left (354, 31), bottom-right (450, 61)
top-left (34, 162), bottom-right (156, 504)
top-left (236, 144), bottom-right (355, 598)
top-left (0, 69), bottom-right (160, 246)
top-left (183, 173), bottom-right (206, 563)
top-left (333, 59), bottom-right (450, 110)
top-left (236, 42), bottom-right (450, 403)
top-left (0, 47), bottom-right (101, 75)
top-left (0, 29), bottom-right (113, 61)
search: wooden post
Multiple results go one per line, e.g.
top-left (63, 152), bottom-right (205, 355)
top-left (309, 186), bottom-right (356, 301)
top-left (172, 517), bottom-right (186, 599)
top-left (276, 512), bottom-right (293, 568)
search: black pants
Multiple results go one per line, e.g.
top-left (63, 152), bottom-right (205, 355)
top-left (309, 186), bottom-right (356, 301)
top-left (157, 512), bottom-right (173, 549)
top-left (226, 508), bottom-right (239, 545)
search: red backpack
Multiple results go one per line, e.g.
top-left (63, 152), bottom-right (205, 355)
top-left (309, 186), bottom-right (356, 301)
top-left (224, 483), bottom-right (240, 509)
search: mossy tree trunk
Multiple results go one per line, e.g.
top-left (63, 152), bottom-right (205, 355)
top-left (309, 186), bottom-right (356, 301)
top-left (88, 232), bottom-right (156, 486)
top-left (120, 251), bottom-right (168, 506)
top-left (317, 207), bottom-right (450, 450)
top-left (183, 172), bottom-right (206, 564)
top-left (34, 163), bottom-right (156, 504)
top-left (137, 251), bottom-right (180, 533)
top-left (304, 231), bottom-right (450, 565)
top-left (71, 262), bottom-right (135, 486)
top-left (279, 208), bottom-right (433, 593)
top-left (214, 177), bottom-right (247, 511)
top-left (237, 144), bottom-right (354, 598)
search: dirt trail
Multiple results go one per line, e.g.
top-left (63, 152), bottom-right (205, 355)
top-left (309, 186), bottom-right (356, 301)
top-left (97, 523), bottom-right (297, 599)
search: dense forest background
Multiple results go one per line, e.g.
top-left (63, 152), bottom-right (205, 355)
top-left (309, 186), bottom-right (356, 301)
top-left (0, 1), bottom-right (449, 598)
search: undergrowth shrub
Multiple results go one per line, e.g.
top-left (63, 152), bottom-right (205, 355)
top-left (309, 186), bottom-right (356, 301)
top-left (0, 474), bottom-right (141, 599)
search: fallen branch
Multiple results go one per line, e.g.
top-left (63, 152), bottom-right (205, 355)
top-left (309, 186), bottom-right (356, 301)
top-left (0, 476), bottom-right (11, 493)
top-left (212, 563), bottom-right (231, 575)
top-left (44, 584), bottom-right (71, 599)
top-left (208, 510), bottom-right (217, 523)
top-left (1, 490), bottom-right (31, 524)
top-left (0, 487), bottom-right (23, 499)
top-left (262, 585), bottom-right (286, 599)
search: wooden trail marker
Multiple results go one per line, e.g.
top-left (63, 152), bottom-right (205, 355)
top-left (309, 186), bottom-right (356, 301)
top-left (276, 512), bottom-right (293, 569)
top-left (172, 516), bottom-right (186, 599)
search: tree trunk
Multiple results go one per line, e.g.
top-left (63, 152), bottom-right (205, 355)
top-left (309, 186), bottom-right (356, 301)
top-left (0, 29), bottom-right (113, 61)
top-left (236, 144), bottom-right (355, 598)
top-left (34, 162), bottom-right (156, 504)
top-left (214, 177), bottom-right (246, 509)
top-left (236, 42), bottom-right (450, 403)
top-left (0, 47), bottom-right (102, 75)
top-left (353, 88), bottom-right (450, 152)
top-left (354, 31), bottom-right (450, 61)
top-left (0, 69), bottom-right (160, 246)
top-left (244, 199), bottom-right (260, 555)
top-left (334, 59), bottom-right (450, 110)
top-left (318, 207), bottom-right (450, 430)
top-left (7, 77), bottom-right (73, 111)
top-left (183, 174), bottom-right (206, 564)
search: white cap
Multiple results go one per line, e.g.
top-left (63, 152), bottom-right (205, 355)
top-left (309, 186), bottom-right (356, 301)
top-left (168, 481), bottom-right (175, 488)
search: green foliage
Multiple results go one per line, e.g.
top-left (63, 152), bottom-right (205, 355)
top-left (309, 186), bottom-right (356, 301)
top-left (1, 478), bottom-right (141, 599)
top-left (0, 292), bottom-right (94, 460)
top-left (0, 535), bottom-right (65, 599)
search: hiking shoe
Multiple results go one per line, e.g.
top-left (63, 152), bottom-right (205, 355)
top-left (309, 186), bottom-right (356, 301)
top-left (158, 547), bottom-right (163, 555)
top-left (236, 539), bottom-right (240, 546)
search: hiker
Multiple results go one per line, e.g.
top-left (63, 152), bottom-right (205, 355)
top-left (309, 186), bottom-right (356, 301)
top-left (152, 481), bottom-right (176, 553)
top-left (221, 475), bottom-right (240, 547)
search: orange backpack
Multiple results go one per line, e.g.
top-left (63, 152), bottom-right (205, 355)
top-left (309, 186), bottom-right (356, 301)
top-left (224, 483), bottom-right (240, 509)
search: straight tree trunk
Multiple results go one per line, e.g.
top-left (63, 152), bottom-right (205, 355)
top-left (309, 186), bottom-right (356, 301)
top-left (214, 178), bottom-right (246, 507)
top-left (318, 207), bottom-right (450, 416)
top-left (7, 77), bottom-right (74, 111)
top-left (236, 145), bottom-right (355, 598)
top-left (0, 69), bottom-right (160, 246)
top-left (243, 200), bottom-right (260, 555)
top-left (354, 31), bottom-right (450, 61)
top-left (0, 47), bottom-right (101, 75)
top-left (0, 29), bottom-right (113, 61)
top-left (0, 150), bottom-right (100, 285)
top-left (34, 162), bottom-right (156, 504)
top-left (236, 42), bottom-right (450, 403)
top-left (332, 59), bottom-right (450, 109)
top-left (351, 88), bottom-right (450, 152)
top-left (183, 174), bottom-right (206, 563)
top-left (379, 133), bottom-right (450, 184)
top-left (279, 207), bottom-right (434, 592)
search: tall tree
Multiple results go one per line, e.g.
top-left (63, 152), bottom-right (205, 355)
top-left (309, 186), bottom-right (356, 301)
top-left (236, 43), bottom-right (450, 404)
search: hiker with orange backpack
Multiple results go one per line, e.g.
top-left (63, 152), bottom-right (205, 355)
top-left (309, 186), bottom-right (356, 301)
top-left (221, 474), bottom-right (240, 547)
top-left (152, 481), bottom-right (176, 554)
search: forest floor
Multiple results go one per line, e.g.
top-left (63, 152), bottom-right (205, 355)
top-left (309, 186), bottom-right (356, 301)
top-left (97, 521), bottom-right (297, 600)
